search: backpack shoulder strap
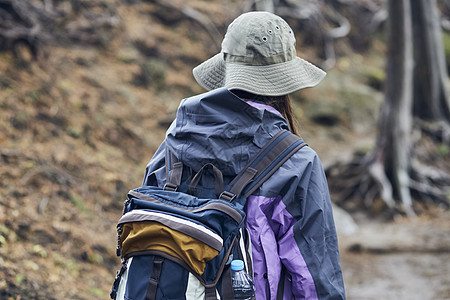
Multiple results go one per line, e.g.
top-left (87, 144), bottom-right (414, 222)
top-left (220, 130), bottom-right (307, 202)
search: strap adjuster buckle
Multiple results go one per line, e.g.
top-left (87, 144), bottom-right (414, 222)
top-left (219, 191), bottom-right (236, 202)
top-left (163, 183), bottom-right (178, 191)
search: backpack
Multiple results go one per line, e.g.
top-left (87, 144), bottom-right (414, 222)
top-left (110, 130), bottom-right (307, 300)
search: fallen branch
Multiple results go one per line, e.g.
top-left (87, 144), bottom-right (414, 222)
top-left (153, 0), bottom-right (222, 52)
top-left (0, 0), bottom-right (120, 57)
top-left (20, 164), bottom-right (76, 187)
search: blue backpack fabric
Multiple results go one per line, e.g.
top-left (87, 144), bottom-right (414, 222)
top-left (110, 130), bottom-right (307, 300)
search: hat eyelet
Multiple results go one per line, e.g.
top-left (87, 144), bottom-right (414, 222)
top-left (268, 29), bottom-right (273, 34)
top-left (262, 36), bottom-right (268, 42)
top-left (275, 25), bottom-right (280, 30)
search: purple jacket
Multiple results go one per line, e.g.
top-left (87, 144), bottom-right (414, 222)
top-left (143, 88), bottom-right (345, 299)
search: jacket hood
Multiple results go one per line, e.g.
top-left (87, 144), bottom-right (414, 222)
top-left (165, 88), bottom-right (289, 176)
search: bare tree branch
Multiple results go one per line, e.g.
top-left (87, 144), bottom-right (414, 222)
top-left (0, 0), bottom-right (120, 58)
top-left (152, 0), bottom-right (222, 52)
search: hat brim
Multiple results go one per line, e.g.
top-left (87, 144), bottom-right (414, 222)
top-left (193, 53), bottom-right (326, 96)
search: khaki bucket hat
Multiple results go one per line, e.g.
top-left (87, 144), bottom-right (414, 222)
top-left (193, 11), bottom-right (326, 96)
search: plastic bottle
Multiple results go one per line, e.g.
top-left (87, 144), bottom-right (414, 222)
top-left (231, 260), bottom-right (254, 300)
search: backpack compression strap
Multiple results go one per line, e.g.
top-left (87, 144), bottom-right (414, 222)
top-left (164, 148), bottom-right (183, 191)
top-left (219, 130), bottom-right (307, 202)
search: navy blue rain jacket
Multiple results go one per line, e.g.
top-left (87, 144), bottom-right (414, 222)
top-left (143, 88), bottom-right (345, 300)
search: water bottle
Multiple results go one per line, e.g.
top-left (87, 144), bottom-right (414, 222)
top-left (231, 260), bottom-right (254, 300)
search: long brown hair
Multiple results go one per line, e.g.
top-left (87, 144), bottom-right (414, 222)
top-left (232, 90), bottom-right (300, 136)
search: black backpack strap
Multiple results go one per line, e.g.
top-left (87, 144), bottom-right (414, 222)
top-left (242, 133), bottom-right (307, 198)
top-left (164, 147), bottom-right (183, 191)
top-left (110, 260), bottom-right (128, 299)
top-left (277, 264), bottom-right (287, 300)
top-left (220, 130), bottom-right (307, 202)
top-left (204, 285), bottom-right (217, 300)
top-left (220, 266), bottom-right (234, 300)
top-left (146, 256), bottom-right (165, 300)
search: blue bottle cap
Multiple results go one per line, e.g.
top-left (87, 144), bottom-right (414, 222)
top-left (231, 260), bottom-right (245, 271)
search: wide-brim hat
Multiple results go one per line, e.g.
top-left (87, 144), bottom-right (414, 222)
top-left (193, 11), bottom-right (326, 96)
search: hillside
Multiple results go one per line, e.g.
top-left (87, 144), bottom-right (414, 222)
top-left (0, 1), bottom-right (449, 299)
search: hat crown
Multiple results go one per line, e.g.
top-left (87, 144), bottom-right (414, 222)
top-left (192, 12), bottom-right (326, 96)
top-left (222, 11), bottom-right (297, 66)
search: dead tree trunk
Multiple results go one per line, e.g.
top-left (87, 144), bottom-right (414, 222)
top-left (326, 0), bottom-right (418, 216)
top-left (322, 0), bottom-right (450, 214)
top-left (411, 0), bottom-right (450, 123)
top-left (369, 0), bottom-right (415, 216)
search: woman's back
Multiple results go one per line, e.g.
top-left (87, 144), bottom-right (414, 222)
top-left (143, 88), bottom-right (345, 299)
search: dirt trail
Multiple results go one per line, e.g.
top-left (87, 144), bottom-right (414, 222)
top-left (338, 210), bottom-right (450, 300)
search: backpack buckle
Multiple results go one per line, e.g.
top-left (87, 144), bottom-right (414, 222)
top-left (219, 191), bottom-right (236, 202)
top-left (163, 183), bottom-right (178, 191)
